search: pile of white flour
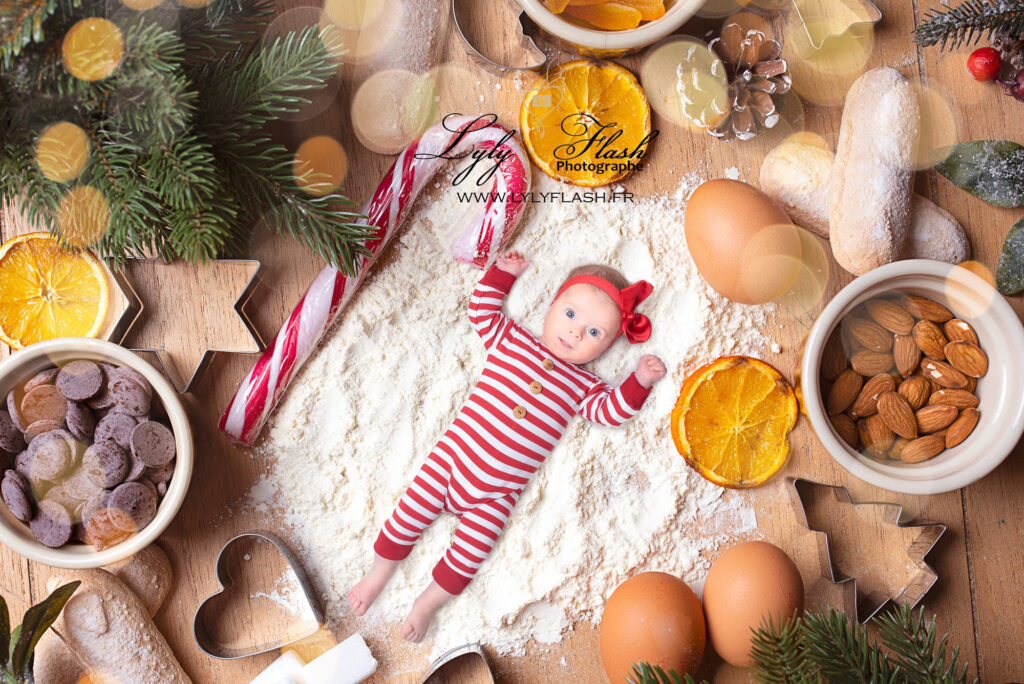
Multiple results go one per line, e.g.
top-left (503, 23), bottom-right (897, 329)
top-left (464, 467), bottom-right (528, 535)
top-left (254, 172), bottom-right (771, 658)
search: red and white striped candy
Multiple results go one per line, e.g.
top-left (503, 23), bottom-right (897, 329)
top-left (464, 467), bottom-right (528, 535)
top-left (220, 115), bottom-right (531, 444)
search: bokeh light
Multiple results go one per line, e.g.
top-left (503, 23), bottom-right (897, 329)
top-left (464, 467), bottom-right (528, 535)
top-left (738, 223), bottom-right (805, 304)
top-left (351, 68), bottom-right (434, 154)
top-left (320, 0), bottom-right (402, 64)
top-left (774, 226), bottom-right (832, 325)
top-left (121, 0), bottom-right (163, 10)
top-left (909, 79), bottom-right (958, 170)
top-left (784, 5), bottom-right (874, 107)
top-left (263, 8), bottom-right (343, 120)
top-left (62, 18), bottom-right (125, 82)
top-left (176, 0), bottom-right (211, 8)
top-left (696, 0), bottom-right (752, 19)
top-left (292, 136), bottom-right (348, 196)
top-left (57, 185), bottom-right (110, 248)
top-left (945, 261), bottom-right (996, 317)
top-left (641, 37), bottom-right (728, 131)
top-left (35, 122), bottom-right (90, 183)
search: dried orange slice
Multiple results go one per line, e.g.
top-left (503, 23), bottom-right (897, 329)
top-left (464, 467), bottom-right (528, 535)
top-left (563, 3), bottom-right (641, 30)
top-left (671, 356), bottom-right (798, 488)
top-left (0, 233), bottom-right (109, 349)
top-left (519, 60), bottom-right (652, 187)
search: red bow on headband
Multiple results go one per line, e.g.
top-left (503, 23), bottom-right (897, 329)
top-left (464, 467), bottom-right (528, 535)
top-left (555, 275), bottom-right (654, 344)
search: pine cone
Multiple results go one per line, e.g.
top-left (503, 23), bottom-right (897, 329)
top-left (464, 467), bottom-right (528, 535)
top-left (993, 27), bottom-right (1024, 70)
top-left (706, 23), bottom-right (792, 141)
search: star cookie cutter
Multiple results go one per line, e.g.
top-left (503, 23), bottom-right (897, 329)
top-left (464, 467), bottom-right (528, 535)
top-left (452, 0), bottom-right (547, 74)
top-left (119, 258), bottom-right (264, 394)
top-left (417, 643), bottom-right (495, 684)
top-left (788, 477), bottom-right (946, 623)
top-left (789, 0), bottom-right (882, 50)
top-left (193, 530), bottom-right (325, 659)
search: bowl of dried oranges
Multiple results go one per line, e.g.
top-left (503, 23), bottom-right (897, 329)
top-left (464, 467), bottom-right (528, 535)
top-left (802, 260), bottom-right (1024, 495)
top-left (518, 0), bottom-right (704, 56)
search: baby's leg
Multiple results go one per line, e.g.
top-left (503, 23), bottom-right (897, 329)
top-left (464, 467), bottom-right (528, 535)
top-left (401, 491), bottom-right (519, 642)
top-left (347, 455), bottom-right (450, 616)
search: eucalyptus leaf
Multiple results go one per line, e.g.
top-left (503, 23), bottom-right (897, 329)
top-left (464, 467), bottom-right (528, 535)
top-left (9, 582), bottom-right (78, 679)
top-left (997, 218), bottom-right (1024, 295)
top-left (0, 596), bottom-right (9, 668)
top-left (936, 140), bottom-right (1024, 208)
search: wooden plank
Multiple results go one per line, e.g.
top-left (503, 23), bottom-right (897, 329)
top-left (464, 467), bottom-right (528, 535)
top-left (1, 0), bottom-right (1020, 681)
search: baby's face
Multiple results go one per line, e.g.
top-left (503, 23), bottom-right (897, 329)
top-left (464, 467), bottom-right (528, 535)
top-left (541, 284), bottom-right (621, 365)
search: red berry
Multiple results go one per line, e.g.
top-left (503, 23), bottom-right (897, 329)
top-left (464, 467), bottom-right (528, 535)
top-left (967, 47), bottom-right (1002, 81)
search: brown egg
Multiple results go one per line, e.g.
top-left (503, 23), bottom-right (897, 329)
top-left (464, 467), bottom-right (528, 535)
top-left (702, 541), bottom-right (804, 667)
top-left (684, 179), bottom-right (803, 305)
top-left (599, 571), bottom-right (706, 683)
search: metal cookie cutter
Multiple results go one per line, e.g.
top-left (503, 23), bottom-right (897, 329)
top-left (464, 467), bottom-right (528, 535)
top-left (788, 477), bottom-right (946, 623)
top-left (418, 643), bottom-right (495, 684)
top-left (452, 0), bottom-right (547, 74)
top-left (790, 0), bottom-right (882, 50)
top-left (121, 257), bottom-right (264, 394)
top-left (194, 531), bottom-right (325, 659)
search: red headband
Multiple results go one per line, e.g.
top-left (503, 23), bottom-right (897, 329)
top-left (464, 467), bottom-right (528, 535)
top-left (555, 275), bottom-right (653, 344)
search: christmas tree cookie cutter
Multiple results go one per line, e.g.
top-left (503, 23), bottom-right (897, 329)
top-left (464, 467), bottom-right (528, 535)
top-left (787, 477), bottom-right (947, 623)
top-left (789, 0), bottom-right (882, 50)
top-left (417, 643), bottom-right (495, 684)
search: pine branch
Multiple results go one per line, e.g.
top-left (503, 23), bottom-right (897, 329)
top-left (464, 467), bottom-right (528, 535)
top-left (915, 0), bottom-right (1024, 50)
top-left (627, 662), bottom-right (701, 684)
top-left (801, 607), bottom-right (901, 683)
top-left (875, 606), bottom-right (977, 684)
top-left (176, 0), bottom-right (273, 62)
top-left (0, 0), bottom-right (72, 67)
top-left (750, 614), bottom-right (823, 684)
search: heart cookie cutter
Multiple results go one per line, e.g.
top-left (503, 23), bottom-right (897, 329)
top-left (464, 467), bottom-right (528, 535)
top-left (417, 643), bottom-right (495, 684)
top-left (788, 477), bottom-right (946, 623)
top-left (193, 530), bottom-right (325, 659)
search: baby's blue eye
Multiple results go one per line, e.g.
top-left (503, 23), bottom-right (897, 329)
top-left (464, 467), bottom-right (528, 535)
top-left (566, 309), bottom-right (575, 319)
top-left (588, 328), bottom-right (600, 337)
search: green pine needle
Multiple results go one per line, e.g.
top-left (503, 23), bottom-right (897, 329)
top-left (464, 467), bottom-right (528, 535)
top-left (875, 606), bottom-right (977, 684)
top-left (627, 662), bottom-right (700, 684)
top-left (914, 0), bottom-right (1024, 50)
top-left (749, 614), bottom-right (823, 684)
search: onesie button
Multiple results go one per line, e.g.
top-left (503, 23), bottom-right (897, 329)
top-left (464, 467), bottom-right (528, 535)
top-left (542, 359), bottom-right (555, 370)
top-left (529, 381), bottom-right (543, 394)
top-left (513, 406), bottom-right (527, 419)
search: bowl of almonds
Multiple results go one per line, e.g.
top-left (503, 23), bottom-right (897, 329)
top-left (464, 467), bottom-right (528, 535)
top-left (801, 260), bottom-right (1024, 494)
top-left (0, 337), bottom-right (193, 567)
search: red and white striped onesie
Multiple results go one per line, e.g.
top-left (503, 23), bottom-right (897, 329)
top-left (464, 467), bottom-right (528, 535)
top-left (373, 266), bottom-right (651, 595)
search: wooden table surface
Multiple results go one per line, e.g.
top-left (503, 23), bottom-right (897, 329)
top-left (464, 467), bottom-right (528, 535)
top-left (3, 1), bottom-right (1024, 682)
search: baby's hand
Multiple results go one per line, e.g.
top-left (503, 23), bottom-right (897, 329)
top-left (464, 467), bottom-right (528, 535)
top-left (495, 250), bottom-right (531, 276)
top-left (635, 355), bottom-right (667, 388)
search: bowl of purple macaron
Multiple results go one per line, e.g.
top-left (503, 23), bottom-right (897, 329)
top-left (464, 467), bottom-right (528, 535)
top-left (0, 338), bottom-right (193, 568)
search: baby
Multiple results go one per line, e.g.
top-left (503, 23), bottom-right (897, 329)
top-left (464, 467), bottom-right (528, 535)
top-left (346, 250), bottom-right (667, 642)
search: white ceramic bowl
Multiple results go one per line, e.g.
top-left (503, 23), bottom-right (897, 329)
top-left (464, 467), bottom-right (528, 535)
top-left (0, 338), bottom-right (192, 567)
top-left (517, 0), bottom-right (705, 56)
top-left (801, 260), bottom-right (1024, 495)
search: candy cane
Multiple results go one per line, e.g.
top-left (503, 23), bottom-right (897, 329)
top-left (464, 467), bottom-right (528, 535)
top-left (220, 115), bottom-right (531, 444)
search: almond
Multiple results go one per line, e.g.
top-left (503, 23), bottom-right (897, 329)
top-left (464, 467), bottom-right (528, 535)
top-left (944, 341), bottom-right (988, 378)
top-left (916, 404), bottom-right (958, 433)
top-left (850, 373), bottom-right (896, 418)
top-left (830, 413), bottom-right (859, 450)
top-left (844, 316), bottom-right (893, 352)
top-left (900, 295), bottom-right (953, 322)
top-left (889, 437), bottom-right (910, 461)
top-left (877, 391), bottom-right (918, 439)
top-left (965, 375), bottom-right (977, 393)
top-left (865, 299), bottom-right (915, 335)
top-left (898, 375), bottom-right (932, 410)
top-left (850, 350), bottom-right (894, 376)
top-left (945, 408), bottom-right (980, 448)
top-left (826, 369), bottom-right (862, 415)
top-left (901, 434), bottom-right (946, 463)
top-left (944, 318), bottom-right (979, 345)
top-left (821, 330), bottom-right (848, 381)
top-left (859, 414), bottom-right (895, 456)
top-left (928, 389), bottom-right (979, 410)
top-left (893, 334), bottom-right (920, 377)
top-left (912, 320), bottom-right (948, 359)
top-left (920, 358), bottom-right (968, 389)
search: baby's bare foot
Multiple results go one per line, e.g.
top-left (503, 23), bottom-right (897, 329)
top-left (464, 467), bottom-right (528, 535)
top-left (346, 555), bottom-right (400, 616)
top-left (400, 581), bottom-right (455, 643)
